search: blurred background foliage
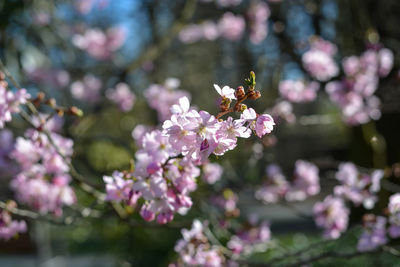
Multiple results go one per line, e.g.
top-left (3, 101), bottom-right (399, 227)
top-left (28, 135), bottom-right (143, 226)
top-left (1, 0), bottom-right (400, 266)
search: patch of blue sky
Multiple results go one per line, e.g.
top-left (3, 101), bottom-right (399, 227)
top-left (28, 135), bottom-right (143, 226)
top-left (283, 62), bottom-right (305, 80)
top-left (321, 0), bottom-right (338, 20)
top-left (286, 4), bottom-right (315, 53)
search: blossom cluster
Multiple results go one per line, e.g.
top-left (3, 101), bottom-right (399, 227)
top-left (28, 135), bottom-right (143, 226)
top-left (227, 216), bottom-right (271, 256)
top-left (0, 201), bottom-right (27, 241)
top-left (357, 215), bottom-right (388, 252)
top-left (255, 160), bottom-right (320, 203)
top-left (104, 76), bottom-right (275, 223)
top-left (106, 83), bottom-right (136, 112)
top-left (334, 162), bottom-right (383, 209)
top-left (72, 27), bottom-right (126, 60)
top-left (173, 215), bottom-right (272, 266)
top-left (313, 195), bottom-right (349, 239)
top-left (302, 37), bottom-right (339, 82)
top-left (247, 2), bottom-right (270, 44)
top-left (210, 189), bottom-right (240, 218)
top-left (326, 46), bottom-right (393, 125)
top-left (172, 220), bottom-right (225, 266)
top-left (0, 86), bottom-right (30, 128)
top-left (202, 162), bottom-right (224, 184)
top-left (279, 80), bottom-right (320, 103)
top-left (144, 78), bottom-right (190, 121)
top-left (355, 193), bottom-right (400, 251)
top-left (179, 12), bottom-right (245, 43)
top-left (270, 101), bottom-right (296, 124)
top-left (11, 125), bottom-right (76, 216)
top-left (26, 67), bottom-right (70, 89)
top-left (312, 162), bottom-right (385, 241)
top-left (388, 193), bottom-right (400, 239)
top-left (70, 74), bottom-right (102, 103)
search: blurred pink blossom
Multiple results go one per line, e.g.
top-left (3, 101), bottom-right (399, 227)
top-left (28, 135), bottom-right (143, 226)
top-left (302, 37), bottom-right (339, 81)
top-left (313, 195), bottom-right (349, 239)
top-left (218, 13), bottom-right (245, 41)
top-left (248, 2), bottom-right (270, 44)
top-left (70, 74), bottom-right (102, 103)
top-left (279, 80), bottom-right (320, 103)
top-left (72, 27), bottom-right (126, 60)
top-left (106, 83), bottom-right (136, 112)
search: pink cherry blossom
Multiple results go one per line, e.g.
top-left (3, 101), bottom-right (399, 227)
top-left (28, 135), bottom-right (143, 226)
top-left (227, 217), bottom-right (271, 256)
top-left (179, 21), bottom-right (220, 44)
top-left (270, 101), bottom-right (296, 124)
top-left (302, 38), bottom-right (339, 81)
top-left (214, 84), bottom-right (236, 100)
top-left (286, 160), bottom-right (320, 201)
top-left (0, 87), bottom-right (30, 128)
top-left (254, 114), bottom-right (275, 138)
top-left (202, 162), bottom-right (223, 184)
top-left (357, 215), bottom-right (387, 252)
top-left (145, 78), bottom-right (190, 121)
top-left (103, 171), bottom-right (133, 202)
top-left (388, 193), bottom-right (400, 238)
top-left (0, 202), bottom-right (27, 240)
top-left (248, 2), bottom-right (270, 44)
top-left (333, 162), bottom-right (383, 209)
top-left (174, 219), bottom-right (225, 266)
top-left (313, 195), bottom-right (349, 239)
top-left (26, 67), bottom-right (70, 88)
top-left (70, 74), bottom-right (102, 103)
top-left (255, 164), bottom-right (289, 203)
top-left (11, 128), bottom-right (75, 215)
top-left (106, 83), bottom-right (136, 112)
top-left (72, 27), bottom-right (126, 60)
top-left (279, 80), bottom-right (320, 103)
top-left (326, 46), bottom-right (393, 125)
top-left (218, 13), bottom-right (245, 41)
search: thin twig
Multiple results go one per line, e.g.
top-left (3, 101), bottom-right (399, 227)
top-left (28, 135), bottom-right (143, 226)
top-left (0, 201), bottom-right (75, 225)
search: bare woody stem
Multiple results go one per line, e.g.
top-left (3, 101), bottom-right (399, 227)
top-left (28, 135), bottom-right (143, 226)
top-left (0, 200), bottom-right (75, 225)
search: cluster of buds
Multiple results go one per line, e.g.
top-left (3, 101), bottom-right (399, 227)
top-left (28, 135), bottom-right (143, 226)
top-left (30, 92), bottom-right (83, 129)
top-left (217, 71), bottom-right (263, 118)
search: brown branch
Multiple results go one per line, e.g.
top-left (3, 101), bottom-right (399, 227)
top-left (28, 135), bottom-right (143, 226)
top-left (0, 200), bottom-right (76, 225)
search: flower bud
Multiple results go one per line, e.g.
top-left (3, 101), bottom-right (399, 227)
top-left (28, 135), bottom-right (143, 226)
top-left (69, 106), bottom-right (83, 117)
top-left (248, 90), bottom-right (261, 100)
top-left (46, 98), bottom-right (57, 108)
top-left (32, 92), bottom-right (46, 107)
top-left (245, 71), bottom-right (257, 88)
top-left (235, 86), bottom-right (245, 100)
top-left (234, 103), bottom-right (246, 112)
top-left (219, 99), bottom-right (230, 112)
top-left (56, 108), bottom-right (64, 117)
